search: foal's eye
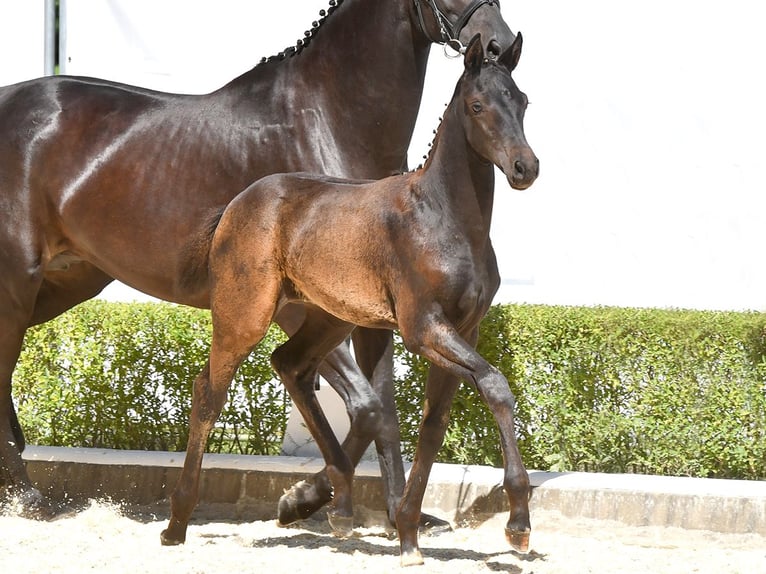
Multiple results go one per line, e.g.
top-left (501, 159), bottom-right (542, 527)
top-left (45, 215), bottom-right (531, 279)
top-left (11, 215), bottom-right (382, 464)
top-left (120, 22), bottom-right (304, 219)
top-left (471, 102), bottom-right (483, 114)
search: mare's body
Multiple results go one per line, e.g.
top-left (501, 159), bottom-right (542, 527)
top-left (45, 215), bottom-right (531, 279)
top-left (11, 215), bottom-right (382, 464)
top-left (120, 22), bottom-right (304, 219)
top-left (0, 0), bottom-right (513, 523)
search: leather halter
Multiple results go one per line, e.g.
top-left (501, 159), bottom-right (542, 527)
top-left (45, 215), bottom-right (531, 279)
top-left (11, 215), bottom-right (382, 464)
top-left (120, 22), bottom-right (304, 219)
top-left (413, 0), bottom-right (501, 46)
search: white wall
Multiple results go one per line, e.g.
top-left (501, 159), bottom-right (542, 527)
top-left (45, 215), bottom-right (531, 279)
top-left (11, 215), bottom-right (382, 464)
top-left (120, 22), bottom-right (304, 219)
top-left (0, 0), bottom-right (45, 86)
top-left (411, 0), bottom-right (766, 312)
top-left (61, 0), bottom-right (320, 93)
top-left (501, 1), bottom-right (766, 311)
top-left (23, 1), bottom-right (766, 311)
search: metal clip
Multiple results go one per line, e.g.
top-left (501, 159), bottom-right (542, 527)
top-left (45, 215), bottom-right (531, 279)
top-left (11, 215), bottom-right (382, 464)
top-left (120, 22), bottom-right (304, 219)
top-left (443, 38), bottom-right (465, 58)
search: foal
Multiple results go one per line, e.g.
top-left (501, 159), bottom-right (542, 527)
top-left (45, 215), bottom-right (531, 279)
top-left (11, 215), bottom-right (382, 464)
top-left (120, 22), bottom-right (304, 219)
top-left (164, 34), bottom-right (538, 565)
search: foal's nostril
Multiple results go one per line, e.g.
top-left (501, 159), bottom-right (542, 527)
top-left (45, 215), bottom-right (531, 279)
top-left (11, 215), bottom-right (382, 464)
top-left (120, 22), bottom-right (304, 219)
top-left (487, 39), bottom-right (501, 58)
top-left (513, 160), bottom-right (526, 178)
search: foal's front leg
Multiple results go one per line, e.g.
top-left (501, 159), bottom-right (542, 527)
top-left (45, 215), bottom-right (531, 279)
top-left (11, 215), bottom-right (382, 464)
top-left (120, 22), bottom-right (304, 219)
top-left (351, 327), bottom-right (450, 533)
top-left (276, 320), bottom-right (450, 533)
top-left (396, 320), bottom-right (531, 566)
top-left (396, 364), bottom-right (461, 566)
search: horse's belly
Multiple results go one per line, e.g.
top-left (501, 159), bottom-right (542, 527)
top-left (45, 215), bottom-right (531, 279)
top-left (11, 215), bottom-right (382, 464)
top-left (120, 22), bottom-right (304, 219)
top-left (290, 279), bottom-right (396, 329)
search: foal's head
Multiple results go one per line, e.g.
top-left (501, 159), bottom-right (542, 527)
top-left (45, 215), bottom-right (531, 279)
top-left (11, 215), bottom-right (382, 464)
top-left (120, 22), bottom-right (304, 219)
top-left (459, 33), bottom-right (539, 190)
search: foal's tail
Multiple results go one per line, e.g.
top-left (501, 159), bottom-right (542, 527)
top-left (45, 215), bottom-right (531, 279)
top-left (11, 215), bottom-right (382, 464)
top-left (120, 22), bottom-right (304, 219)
top-left (177, 207), bottom-right (226, 294)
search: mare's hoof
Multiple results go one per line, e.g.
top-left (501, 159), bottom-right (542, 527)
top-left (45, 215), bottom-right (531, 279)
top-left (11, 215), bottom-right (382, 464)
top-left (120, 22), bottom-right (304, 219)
top-left (327, 511), bottom-right (354, 538)
top-left (277, 480), bottom-right (328, 525)
top-left (418, 512), bottom-right (452, 536)
top-left (505, 527), bottom-right (530, 553)
top-left (400, 549), bottom-right (425, 567)
top-left (2, 488), bottom-right (70, 521)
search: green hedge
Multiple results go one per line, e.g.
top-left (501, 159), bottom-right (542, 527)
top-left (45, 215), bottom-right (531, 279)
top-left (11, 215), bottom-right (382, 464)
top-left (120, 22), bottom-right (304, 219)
top-left (14, 301), bottom-right (766, 480)
top-left (15, 301), bottom-right (287, 455)
top-left (394, 305), bottom-right (766, 479)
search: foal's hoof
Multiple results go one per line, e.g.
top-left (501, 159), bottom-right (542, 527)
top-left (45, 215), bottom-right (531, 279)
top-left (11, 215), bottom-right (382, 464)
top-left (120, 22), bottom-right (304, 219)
top-left (327, 511), bottom-right (354, 538)
top-left (400, 549), bottom-right (425, 567)
top-left (160, 532), bottom-right (184, 546)
top-left (418, 512), bottom-right (452, 536)
top-left (277, 480), bottom-right (329, 525)
top-left (505, 527), bottom-right (531, 553)
top-left (160, 521), bottom-right (187, 546)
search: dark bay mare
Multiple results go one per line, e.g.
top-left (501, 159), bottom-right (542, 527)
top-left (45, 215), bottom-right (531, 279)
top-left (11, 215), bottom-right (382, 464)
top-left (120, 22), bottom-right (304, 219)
top-left (0, 0), bottom-right (515, 525)
top-left (163, 34), bottom-right (538, 565)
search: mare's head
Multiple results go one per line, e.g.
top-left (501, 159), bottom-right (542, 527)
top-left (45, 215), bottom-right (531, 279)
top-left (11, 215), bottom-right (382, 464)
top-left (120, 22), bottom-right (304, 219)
top-left (412, 0), bottom-right (514, 58)
top-left (459, 33), bottom-right (539, 190)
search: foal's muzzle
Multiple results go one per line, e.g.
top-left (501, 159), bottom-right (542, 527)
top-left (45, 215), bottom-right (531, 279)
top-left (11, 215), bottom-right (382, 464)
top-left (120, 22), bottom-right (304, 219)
top-left (508, 154), bottom-right (539, 190)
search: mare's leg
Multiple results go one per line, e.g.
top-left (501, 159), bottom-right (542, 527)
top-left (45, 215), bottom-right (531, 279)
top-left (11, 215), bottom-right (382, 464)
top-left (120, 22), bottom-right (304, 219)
top-left (352, 328), bottom-right (450, 532)
top-left (351, 328), bottom-right (406, 523)
top-left (270, 308), bottom-right (359, 535)
top-left (274, 305), bottom-right (382, 524)
top-left (276, 319), bottom-right (450, 531)
top-left (3, 266), bottom-right (112, 501)
top-left (396, 321), bottom-right (530, 566)
top-left (29, 266), bottom-right (113, 327)
top-left (0, 245), bottom-right (52, 516)
top-left (21, 265), bottom-right (113, 453)
top-left (0, 317), bottom-right (35, 503)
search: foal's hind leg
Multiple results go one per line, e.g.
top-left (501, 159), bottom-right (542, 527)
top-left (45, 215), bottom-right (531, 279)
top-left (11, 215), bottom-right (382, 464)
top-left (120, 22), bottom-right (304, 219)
top-left (162, 266), bottom-right (280, 545)
top-left (161, 325), bottom-right (268, 544)
top-left (270, 308), bottom-right (357, 535)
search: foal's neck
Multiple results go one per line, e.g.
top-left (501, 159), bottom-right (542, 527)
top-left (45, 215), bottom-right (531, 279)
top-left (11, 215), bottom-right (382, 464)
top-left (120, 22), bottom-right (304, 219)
top-left (418, 98), bottom-right (496, 240)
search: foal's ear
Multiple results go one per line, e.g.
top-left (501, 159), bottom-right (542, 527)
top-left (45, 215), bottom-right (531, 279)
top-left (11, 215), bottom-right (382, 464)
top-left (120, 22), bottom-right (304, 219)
top-left (464, 33), bottom-right (485, 74)
top-left (499, 32), bottom-right (523, 72)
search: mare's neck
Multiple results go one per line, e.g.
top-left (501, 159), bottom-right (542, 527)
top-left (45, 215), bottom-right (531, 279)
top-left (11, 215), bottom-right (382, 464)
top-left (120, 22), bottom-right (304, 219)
top-left (224, 0), bottom-right (433, 177)
top-left (418, 98), bottom-right (496, 244)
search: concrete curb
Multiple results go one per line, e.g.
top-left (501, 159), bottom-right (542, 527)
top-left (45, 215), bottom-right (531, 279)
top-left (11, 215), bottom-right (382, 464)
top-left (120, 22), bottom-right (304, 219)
top-left (21, 445), bottom-right (766, 535)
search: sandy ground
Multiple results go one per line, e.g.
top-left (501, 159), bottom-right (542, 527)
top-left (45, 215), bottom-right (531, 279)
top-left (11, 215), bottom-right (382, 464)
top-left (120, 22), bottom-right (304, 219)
top-left (0, 500), bottom-right (764, 574)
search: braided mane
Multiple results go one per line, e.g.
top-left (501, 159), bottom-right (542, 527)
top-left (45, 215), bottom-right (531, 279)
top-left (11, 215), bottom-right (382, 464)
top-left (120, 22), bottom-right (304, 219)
top-left (259, 0), bottom-right (346, 64)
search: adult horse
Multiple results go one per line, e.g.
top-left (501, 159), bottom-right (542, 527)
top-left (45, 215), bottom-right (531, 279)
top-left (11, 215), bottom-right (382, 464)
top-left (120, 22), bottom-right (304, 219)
top-left (0, 0), bottom-right (515, 525)
top-left (163, 34), bottom-right (538, 565)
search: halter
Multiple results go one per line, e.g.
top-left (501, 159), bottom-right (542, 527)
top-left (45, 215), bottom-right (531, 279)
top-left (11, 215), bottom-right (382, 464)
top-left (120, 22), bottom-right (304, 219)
top-left (413, 0), bottom-right (501, 54)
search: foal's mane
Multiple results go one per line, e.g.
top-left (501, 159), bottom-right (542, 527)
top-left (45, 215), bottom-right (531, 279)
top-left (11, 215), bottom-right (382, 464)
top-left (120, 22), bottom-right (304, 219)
top-left (414, 110), bottom-right (446, 171)
top-left (259, 0), bottom-right (346, 65)
top-left (414, 70), bottom-right (469, 171)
